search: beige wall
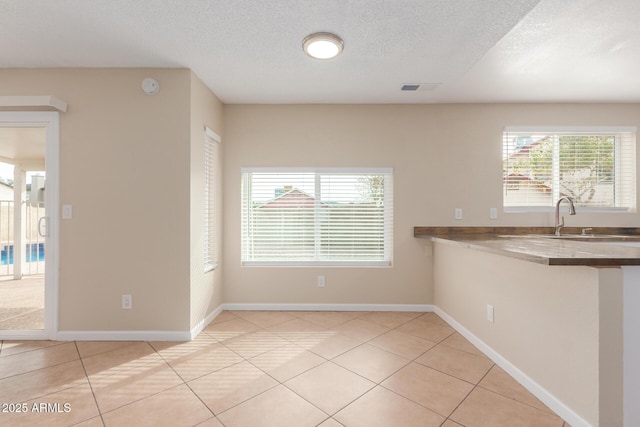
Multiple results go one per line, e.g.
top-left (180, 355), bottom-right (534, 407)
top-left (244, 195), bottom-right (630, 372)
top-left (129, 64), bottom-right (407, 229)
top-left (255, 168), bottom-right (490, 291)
top-left (189, 72), bottom-right (224, 329)
top-left (2, 70), bottom-right (638, 340)
top-left (223, 104), bottom-right (640, 305)
top-left (223, 105), bottom-right (432, 305)
top-left (433, 241), bottom-right (623, 426)
top-left (0, 70), bottom-right (630, 420)
top-left (0, 68), bottom-right (195, 331)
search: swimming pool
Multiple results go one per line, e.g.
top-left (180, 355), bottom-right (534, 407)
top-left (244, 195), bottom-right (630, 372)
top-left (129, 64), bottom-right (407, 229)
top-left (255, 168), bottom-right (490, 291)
top-left (0, 243), bottom-right (45, 265)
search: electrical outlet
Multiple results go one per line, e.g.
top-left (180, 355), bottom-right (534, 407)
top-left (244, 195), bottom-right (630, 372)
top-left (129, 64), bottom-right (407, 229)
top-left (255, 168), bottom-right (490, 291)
top-left (122, 294), bottom-right (132, 309)
top-left (454, 208), bottom-right (463, 220)
top-left (317, 275), bottom-right (325, 287)
top-left (486, 304), bottom-right (494, 323)
top-left (490, 207), bottom-right (498, 220)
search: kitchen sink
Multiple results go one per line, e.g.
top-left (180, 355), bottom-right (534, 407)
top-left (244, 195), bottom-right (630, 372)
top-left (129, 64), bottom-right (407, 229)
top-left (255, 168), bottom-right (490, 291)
top-left (498, 234), bottom-right (639, 242)
top-left (547, 234), bottom-right (634, 241)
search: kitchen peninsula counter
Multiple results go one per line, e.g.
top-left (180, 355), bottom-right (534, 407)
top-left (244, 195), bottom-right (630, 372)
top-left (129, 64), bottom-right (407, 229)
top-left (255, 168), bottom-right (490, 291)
top-left (414, 226), bottom-right (640, 266)
top-left (417, 226), bottom-right (640, 426)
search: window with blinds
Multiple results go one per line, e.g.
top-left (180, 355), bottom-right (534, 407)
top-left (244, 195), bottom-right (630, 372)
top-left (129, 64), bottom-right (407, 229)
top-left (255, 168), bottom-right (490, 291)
top-left (503, 126), bottom-right (636, 211)
top-left (204, 128), bottom-right (220, 272)
top-left (241, 168), bottom-right (393, 266)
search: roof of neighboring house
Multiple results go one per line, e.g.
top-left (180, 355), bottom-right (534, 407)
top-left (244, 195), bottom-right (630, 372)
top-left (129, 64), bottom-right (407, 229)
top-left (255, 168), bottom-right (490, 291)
top-left (504, 137), bottom-right (554, 193)
top-left (508, 137), bottom-right (549, 159)
top-left (258, 188), bottom-right (319, 209)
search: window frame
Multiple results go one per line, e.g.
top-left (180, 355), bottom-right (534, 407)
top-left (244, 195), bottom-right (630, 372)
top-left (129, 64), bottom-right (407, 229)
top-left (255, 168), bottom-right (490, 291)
top-left (204, 127), bottom-right (220, 273)
top-left (241, 167), bottom-right (393, 267)
top-left (502, 126), bottom-right (636, 213)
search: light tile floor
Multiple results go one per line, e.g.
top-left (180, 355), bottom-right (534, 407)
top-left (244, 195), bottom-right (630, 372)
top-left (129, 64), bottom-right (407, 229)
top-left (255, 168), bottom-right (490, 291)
top-left (0, 311), bottom-right (571, 426)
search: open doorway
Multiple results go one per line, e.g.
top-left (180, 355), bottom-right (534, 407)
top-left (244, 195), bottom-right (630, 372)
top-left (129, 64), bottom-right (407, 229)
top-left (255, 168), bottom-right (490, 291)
top-left (0, 112), bottom-right (59, 340)
top-left (0, 162), bottom-right (46, 330)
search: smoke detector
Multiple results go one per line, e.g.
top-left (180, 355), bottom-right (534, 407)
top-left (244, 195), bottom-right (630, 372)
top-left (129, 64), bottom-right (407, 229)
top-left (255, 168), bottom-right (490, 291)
top-left (141, 78), bottom-right (160, 95)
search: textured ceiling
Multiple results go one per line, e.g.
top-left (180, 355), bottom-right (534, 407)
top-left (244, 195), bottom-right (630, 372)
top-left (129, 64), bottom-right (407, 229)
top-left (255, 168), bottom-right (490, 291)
top-left (1, 0), bottom-right (639, 104)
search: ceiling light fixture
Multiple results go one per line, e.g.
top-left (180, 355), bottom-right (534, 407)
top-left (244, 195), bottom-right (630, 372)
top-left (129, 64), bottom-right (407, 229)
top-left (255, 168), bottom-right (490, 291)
top-left (303, 32), bottom-right (344, 59)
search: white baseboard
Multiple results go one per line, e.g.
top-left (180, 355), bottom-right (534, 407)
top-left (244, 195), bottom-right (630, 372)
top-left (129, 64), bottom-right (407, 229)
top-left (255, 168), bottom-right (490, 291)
top-left (434, 307), bottom-right (591, 427)
top-left (190, 304), bottom-right (225, 339)
top-left (51, 304), bottom-right (433, 342)
top-left (55, 330), bottom-right (192, 342)
top-left (53, 305), bottom-right (226, 342)
top-left (222, 303), bottom-right (435, 312)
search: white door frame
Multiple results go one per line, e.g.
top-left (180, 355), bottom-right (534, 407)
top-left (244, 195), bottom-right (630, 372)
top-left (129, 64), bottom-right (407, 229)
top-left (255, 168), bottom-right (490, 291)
top-left (0, 111), bottom-right (59, 340)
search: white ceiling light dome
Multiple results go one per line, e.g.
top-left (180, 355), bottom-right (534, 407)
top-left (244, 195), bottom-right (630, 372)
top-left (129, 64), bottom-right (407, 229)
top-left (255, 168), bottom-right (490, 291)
top-left (302, 32), bottom-right (344, 59)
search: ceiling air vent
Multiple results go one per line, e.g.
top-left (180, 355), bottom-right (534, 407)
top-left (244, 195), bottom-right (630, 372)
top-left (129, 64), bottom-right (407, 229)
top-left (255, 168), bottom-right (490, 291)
top-left (401, 83), bottom-right (441, 91)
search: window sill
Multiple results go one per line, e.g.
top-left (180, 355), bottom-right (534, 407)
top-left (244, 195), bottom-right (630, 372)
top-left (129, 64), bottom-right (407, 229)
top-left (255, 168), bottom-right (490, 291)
top-left (242, 260), bottom-right (392, 268)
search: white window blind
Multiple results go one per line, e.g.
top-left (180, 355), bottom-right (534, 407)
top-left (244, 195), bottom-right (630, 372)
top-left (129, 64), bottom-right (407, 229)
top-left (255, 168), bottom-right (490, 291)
top-left (241, 168), bottom-right (393, 266)
top-left (503, 126), bottom-right (636, 211)
top-left (204, 128), bottom-right (220, 272)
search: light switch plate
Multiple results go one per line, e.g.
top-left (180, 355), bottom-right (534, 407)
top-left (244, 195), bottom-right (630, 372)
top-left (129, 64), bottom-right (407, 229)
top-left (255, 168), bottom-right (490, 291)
top-left (62, 204), bottom-right (73, 219)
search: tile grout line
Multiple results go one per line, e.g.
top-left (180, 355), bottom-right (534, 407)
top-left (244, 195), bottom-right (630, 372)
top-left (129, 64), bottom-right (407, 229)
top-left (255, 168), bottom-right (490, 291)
top-left (233, 312), bottom-right (562, 425)
top-left (402, 319), bottom-right (552, 417)
top-left (211, 325), bottom-right (291, 421)
top-left (276, 312), bottom-right (462, 418)
top-left (100, 382), bottom-right (196, 423)
top-left (73, 341), bottom-right (106, 427)
top-left (375, 331), bottom-right (493, 422)
top-left (0, 339), bottom-right (68, 358)
top-left (214, 315), bottom-right (563, 426)
top-left (257, 313), bottom-right (454, 423)
top-left (330, 320), bottom-right (473, 422)
top-left (198, 321), bottom-right (316, 424)
top-left (277, 375), bottom-right (352, 421)
top-left (473, 379), bottom-right (569, 421)
top-left (146, 340), bottom-right (224, 425)
top-left (214, 381), bottom-right (290, 423)
top-left (79, 342), bottom-right (170, 421)
top-left (0, 343), bottom-right (81, 382)
top-left (76, 341), bottom-right (139, 361)
top-left (410, 340), bottom-right (492, 388)
top-left (0, 362), bottom-right (93, 423)
top-left (96, 342), bottom-right (218, 425)
top-left (445, 380), bottom-right (569, 426)
top-left (212, 318), bottom-right (357, 423)
top-left (437, 360), bottom-right (564, 425)
top-left (145, 340), bottom-right (232, 427)
top-left (445, 361), bottom-right (496, 422)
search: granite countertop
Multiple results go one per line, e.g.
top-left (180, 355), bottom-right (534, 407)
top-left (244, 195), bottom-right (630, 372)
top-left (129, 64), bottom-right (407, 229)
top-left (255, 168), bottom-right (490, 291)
top-left (414, 226), bottom-right (640, 266)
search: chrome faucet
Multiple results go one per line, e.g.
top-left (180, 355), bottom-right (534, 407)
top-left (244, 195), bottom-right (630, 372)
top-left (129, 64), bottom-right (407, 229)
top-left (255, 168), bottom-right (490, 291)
top-left (555, 196), bottom-right (576, 236)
